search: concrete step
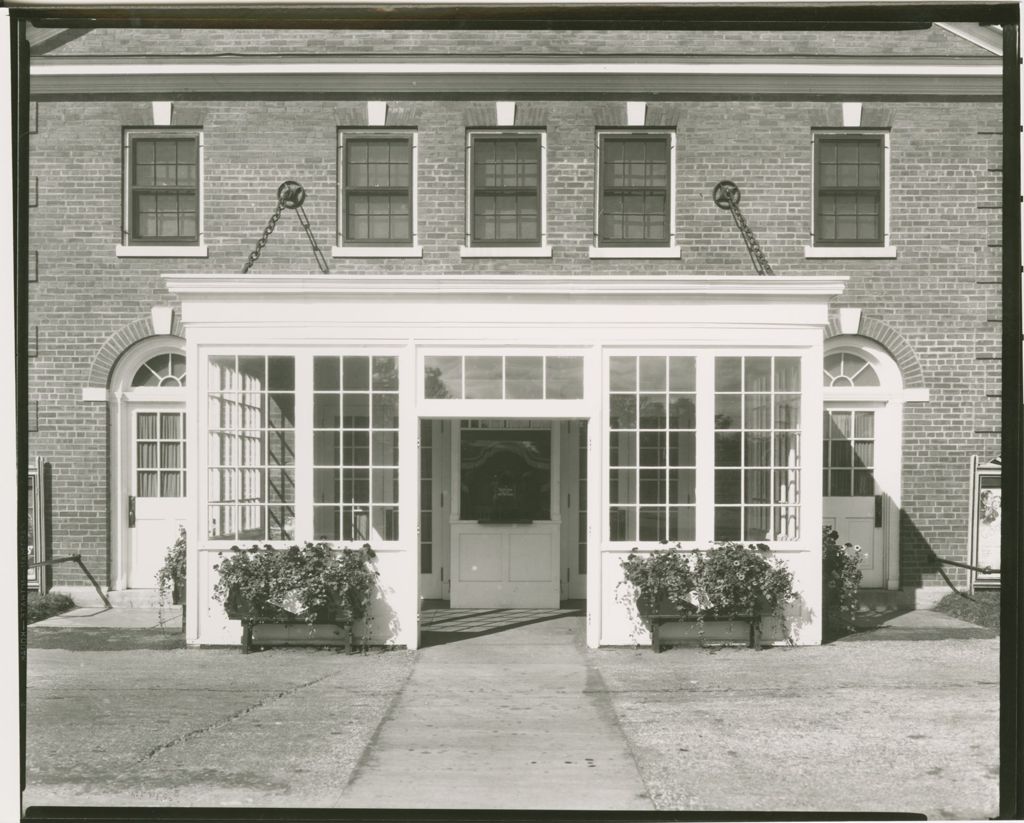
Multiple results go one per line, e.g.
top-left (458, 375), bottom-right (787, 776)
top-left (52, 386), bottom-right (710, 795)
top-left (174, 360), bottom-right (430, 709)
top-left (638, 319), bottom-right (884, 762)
top-left (856, 586), bottom-right (949, 614)
top-left (106, 589), bottom-right (165, 608)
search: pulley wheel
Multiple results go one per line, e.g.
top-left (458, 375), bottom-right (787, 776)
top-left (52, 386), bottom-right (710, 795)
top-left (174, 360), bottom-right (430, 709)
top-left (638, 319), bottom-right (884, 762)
top-left (277, 180), bottom-right (307, 209)
top-left (713, 180), bottom-right (740, 210)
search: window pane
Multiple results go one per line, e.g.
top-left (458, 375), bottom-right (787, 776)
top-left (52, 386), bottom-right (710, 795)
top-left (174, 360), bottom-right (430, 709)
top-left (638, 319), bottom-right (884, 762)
top-left (343, 357), bottom-right (370, 391)
top-left (715, 507), bottom-right (741, 541)
top-left (314, 506), bottom-right (340, 541)
top-left (343, 394), bottom-right (370, 428)
top-left (668, 357), bottom-right (696, 391)
top-left (668, 395), bottom-right (695, 429)
top-left (669, 469), bottom-right (696, 504)
top-left (505, 357), bottom-right (543, 399)
top-left (372, 431), bottom-right (400, 466)
top-left (545, 357), bottom-right (583, 399)
top-left (715, 432), bottom-right (741, 467)
top-left (638, 432), bottom-right (666, 466)
top-left (610, 469), bottom-right (637, 505)
top-left (638, 357), bottom-right (666, 391)
top-left (715, 357), bottom-right (742, 391)
top-left (745, 507), bottom-right (772, 541)
top-left (372, 394), bottom-right (399, 429)
top-left (425, 356), bottom-right (462, 399)
top-left (314, 394), bottom-right (340, 428)
top-left (342, 431), bottom-right (370, 466)
top-left (465, 356), bottom-right (502, 399)
top-left (609, 431), bottom-right (637, 466)
top-left (668, 506), bottom-right (695, 541)
top-left (715, 394), bottom-right (741, 430)
top-left (637, 395), bottom-right (666, 429)
top-left (373, 357), bottom-right (399, 391)
top-left (715, 469), bottom-right (741, 504)
top-left (609, 395), bottom-right (637, 429)
top-left (610, 507), bottom-right (636, 542)
top-left (668, 431), bottom-right (695, 467)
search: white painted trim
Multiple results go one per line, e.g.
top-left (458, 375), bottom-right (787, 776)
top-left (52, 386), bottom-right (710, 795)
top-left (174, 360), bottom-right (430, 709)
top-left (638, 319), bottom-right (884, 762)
top-left (804, 245), bottom-right (897, 259)
top-left (625, 101), bottom-right (646, 127)
top-left (151, 101), bottom-right (172, 126)
top-left (81, 387), bottom-right (107, 402)
top-left (332, 245), bottom-right (423, 258)
top-left (495, 101), bottom-right (516, 126)
top-left (588, 245), bottom-right (681, 259)
top-left (459, 245), bottom-right (552, 258)
top-left (116, 244), bottom-right (208, 258)
top-left (151, 306), bottom-right (174, 335)
top-left (31, 60), bottom-right (1003, 78)
top-left (166, 273), bottom-right (848, 298)
top-left (841, 102), bottom-right (862, 128)
top-left (366, 100), bottom-right (387, 126)
top-left (837, 307), bottom-right (862, 335)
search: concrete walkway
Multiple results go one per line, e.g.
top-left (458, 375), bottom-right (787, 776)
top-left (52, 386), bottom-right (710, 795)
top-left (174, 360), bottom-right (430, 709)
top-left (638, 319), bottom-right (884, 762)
top-left (338, 611), bottom-right (654, 810)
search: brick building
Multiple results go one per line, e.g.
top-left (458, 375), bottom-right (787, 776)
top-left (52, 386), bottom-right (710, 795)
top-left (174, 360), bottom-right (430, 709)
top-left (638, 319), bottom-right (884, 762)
top-left (24, 21), bottom-right (1003, 647)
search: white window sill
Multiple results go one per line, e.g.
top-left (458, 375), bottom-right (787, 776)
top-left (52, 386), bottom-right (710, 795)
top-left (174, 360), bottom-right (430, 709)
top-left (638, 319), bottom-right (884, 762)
top-left (588, 245), bottom-right (681, 259)
top-left (804, 245), bottom-right (897, 259)
top-left (459, 245), bottom-right (552, 259)
top-left (116, 244), bottom-right (208, 258)
top-left (332, 245), bottom-right (423, 258)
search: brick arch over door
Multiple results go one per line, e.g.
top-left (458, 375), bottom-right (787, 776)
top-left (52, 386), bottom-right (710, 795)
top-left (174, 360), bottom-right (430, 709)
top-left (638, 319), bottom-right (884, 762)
top-left (87, 316), bottom-right (186, 390)
top-left (824, 315), bottom-right (925, 389)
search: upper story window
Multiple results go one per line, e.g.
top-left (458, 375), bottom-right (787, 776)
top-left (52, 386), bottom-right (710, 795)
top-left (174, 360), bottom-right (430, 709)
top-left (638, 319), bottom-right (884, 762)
top-left (461, 131), bottom-right (550, 258)
top-left (119, 130), bottom-right (206, 257)
top-left (334, 130), bottom-right (421, 258)
top-left (807, 131), bottom-right (894, 258)
top-left (590, 131), bottom-right (679, 259)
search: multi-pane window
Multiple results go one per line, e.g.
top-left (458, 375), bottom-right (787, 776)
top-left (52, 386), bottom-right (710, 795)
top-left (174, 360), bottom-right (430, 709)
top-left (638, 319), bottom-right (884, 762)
top-left (137, 412), bottom-right (186, 498)
top-left (313, 356), bottom-right (400, 541)
top-left (609, 356), bottom-right (696, 542)
top-left (714, 356), bottom-right (801, 541)
top-left (469, 134), bottom-right (542, 245)
top-left (341, 135), bottom-right (413, 245)
top-left (207, 356), bottom-right (295, 541)
top-left (128, 133), bottom-right (199, 244)
top-left (823, 352), bottom-right (880, 387)
top-left (132, 353), bottom-right (187, 388)
top-left (823, 411), bottom-right (875, 497)
top-left (598, 134), bottom-right (672, 246)
top-left (424, 355), bottom-right (583, 400)
top-left (814, 134), bottom-right (885, 246)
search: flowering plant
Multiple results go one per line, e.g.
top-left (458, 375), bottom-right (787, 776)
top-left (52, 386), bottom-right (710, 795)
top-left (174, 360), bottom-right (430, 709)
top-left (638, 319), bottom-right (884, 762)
top-left (618, 547), bottom-right (698, 615)
top-left (693, 541), bottom-right (795, 618)
top-left (822, 526), bottom-right (863, 639)
top-left (213, 541), bottom-right (379, 646)
top-left (155, 527), bottom-right (187, 606)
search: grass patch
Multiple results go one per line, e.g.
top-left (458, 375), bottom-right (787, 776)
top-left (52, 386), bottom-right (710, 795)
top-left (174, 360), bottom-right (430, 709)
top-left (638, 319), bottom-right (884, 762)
top-left (27, 592), bottom-right (76, 624)
top-left (934, 589), bottom-right (1000, 632)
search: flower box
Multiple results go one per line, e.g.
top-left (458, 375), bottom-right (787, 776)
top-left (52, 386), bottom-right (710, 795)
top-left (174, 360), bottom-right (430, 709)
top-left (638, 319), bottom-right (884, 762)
top-left (223, 587), bottom-right (354, 654)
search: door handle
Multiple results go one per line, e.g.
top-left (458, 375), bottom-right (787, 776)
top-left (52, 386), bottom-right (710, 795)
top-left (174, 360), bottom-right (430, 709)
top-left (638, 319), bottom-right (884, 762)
top-left (128, 495), bottom-right (136, 528)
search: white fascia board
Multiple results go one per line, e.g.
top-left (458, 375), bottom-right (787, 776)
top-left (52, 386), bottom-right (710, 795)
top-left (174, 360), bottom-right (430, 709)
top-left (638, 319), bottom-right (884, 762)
top-left (32, 60), bottom-right (1002, 78)
top-left (164, 273), bottom-right (847, 299)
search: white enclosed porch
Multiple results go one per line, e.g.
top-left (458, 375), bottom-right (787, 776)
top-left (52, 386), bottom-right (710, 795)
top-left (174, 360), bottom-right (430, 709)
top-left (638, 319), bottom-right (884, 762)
top-left (167, 273), bottom-right (846, 649)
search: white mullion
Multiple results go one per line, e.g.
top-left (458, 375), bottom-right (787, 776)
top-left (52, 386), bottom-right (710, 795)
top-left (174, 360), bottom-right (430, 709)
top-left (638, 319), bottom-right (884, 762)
top-left (539, 131), bottom-right (548, 247)
top-left (694, 353), bottom-right (715, 544)
top-left (294, 353), bottom-right (313, 542)
top-left (337, 132), bottom-right (345, 246)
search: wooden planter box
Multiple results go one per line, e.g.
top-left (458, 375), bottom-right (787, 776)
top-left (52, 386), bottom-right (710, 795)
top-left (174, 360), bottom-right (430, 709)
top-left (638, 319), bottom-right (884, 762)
top-left (224, 588), bottom-right (355, 654)
top-left (637, 594), bottom-right (762, 652)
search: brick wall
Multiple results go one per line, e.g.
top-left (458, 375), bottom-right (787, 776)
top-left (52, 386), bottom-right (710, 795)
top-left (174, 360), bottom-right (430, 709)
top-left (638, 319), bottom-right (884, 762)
top-left (28, 92), bottom-right (1002, 590)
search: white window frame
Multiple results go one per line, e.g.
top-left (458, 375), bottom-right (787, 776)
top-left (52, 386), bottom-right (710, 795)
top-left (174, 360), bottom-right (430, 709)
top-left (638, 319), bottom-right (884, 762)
top-left (460, 129), bottom-right (551, 258)
top-left (333, 129), bottom-right (423, 259)
top-left (589, 129), bottom-right (681, 259)
top-left (805, 129), bottom-right (896, 259)
top-left (116, 128), bottom-right (208, 258)
top-left (198, 347), bottom-right (407, 548)
top-left (602, 348), bottom-right (817, 549)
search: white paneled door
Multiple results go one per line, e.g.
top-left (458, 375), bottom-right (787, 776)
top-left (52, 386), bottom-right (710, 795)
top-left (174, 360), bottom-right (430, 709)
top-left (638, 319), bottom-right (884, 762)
top-left (128, 406), bottom-right (187, 589)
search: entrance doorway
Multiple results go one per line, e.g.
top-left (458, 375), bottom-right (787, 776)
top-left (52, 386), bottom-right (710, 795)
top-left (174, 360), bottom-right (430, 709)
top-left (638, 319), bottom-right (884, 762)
top-left (419, 418), bottom-right (588, 608)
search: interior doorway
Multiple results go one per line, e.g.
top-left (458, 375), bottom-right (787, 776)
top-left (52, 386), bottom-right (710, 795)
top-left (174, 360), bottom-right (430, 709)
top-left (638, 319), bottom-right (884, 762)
top-left (419, 418), bottom-right (588, 609)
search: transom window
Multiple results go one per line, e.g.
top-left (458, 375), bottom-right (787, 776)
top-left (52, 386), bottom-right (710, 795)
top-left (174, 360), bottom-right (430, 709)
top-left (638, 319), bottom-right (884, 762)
top-left (823, 410), bottom-right (875, 497)
top-left (136, 412), bottom-right (186, 498)
top-left (814, 133), bottom-right (885, 246)
top-left (424, 355), bottom-right (583, 400)
top-left (126, 132), bottom-right (200, 245)
top-left (823, 352), bottom-right (880, 387)
top-left (313, 356), bottom-right (400, 541)
top-left (598, 133), bottom-right (673, 246)
top-left (468, 132), bottom-right (543, 246)
top-left (609, 356), bottom-right (696, 542)
top-left (340, 133), bottom-right (414, 246)
top-left (132, 353), bottom-right (187, 387)
top-left (207, 356), bottom-right (295, 541)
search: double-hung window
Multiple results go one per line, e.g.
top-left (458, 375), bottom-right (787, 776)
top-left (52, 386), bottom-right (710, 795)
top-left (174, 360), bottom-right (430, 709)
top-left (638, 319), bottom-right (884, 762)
top-left (119, 129), bottom-right (206, 257)
top-left (591, 131), bottom-right (679, 258)
top-left (461, 131), bottom-right (549, 257)
top-left (335, 131), bottom-right (420, 257)
top-left (808, 131), bottom-right (894, 258)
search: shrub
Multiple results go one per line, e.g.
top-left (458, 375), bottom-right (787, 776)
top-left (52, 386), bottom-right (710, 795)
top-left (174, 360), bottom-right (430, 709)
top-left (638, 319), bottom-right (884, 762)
top-left (27, 592), bottom-right (76, 624)
top-left (822, 526), bottom-right (863, 639)
top-left (156, 527), bottom-right (187, 606)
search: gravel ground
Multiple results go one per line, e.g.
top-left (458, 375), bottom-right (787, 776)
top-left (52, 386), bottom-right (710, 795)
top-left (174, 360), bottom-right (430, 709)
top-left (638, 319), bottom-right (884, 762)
top-left (591, 638), bottom-right (1000, 818)
top-left (25, 644), bottom-right (415, 808)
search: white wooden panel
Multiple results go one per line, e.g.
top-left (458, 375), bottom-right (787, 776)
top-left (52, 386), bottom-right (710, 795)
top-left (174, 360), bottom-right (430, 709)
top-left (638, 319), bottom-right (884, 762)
top-left (508, 532), bottom-right (554, 582)
top-left (458, 532), bottom-right (504, 582)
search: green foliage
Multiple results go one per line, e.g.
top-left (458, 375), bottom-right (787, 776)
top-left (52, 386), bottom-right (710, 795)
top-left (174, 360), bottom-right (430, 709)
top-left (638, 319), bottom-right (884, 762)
top-left (213, 541), bottom-right (380, 646)
top-left (693, 542), bottom-right (795, 618)
top-left (156, 527), bottom-right (187, 606)
top-left (619, 548), bottom-right (697, 614)
top-left (934, 590), bottom-right (1000, 632)
top-left (822, 526), bottom-right (863, 639)
top-left (27, 592), bottom-right (76, 623)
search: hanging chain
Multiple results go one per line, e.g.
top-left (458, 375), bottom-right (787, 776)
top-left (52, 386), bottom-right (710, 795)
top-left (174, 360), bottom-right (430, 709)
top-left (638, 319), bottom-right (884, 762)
top-left (242, 180), bottom-right (330, 274)
top-left (713, 181), bottom-right (775, 276)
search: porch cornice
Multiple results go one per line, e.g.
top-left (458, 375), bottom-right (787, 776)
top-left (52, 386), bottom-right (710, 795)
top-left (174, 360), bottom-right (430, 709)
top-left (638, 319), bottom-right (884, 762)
top-left (164, 273), bottom-right (847, 299)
